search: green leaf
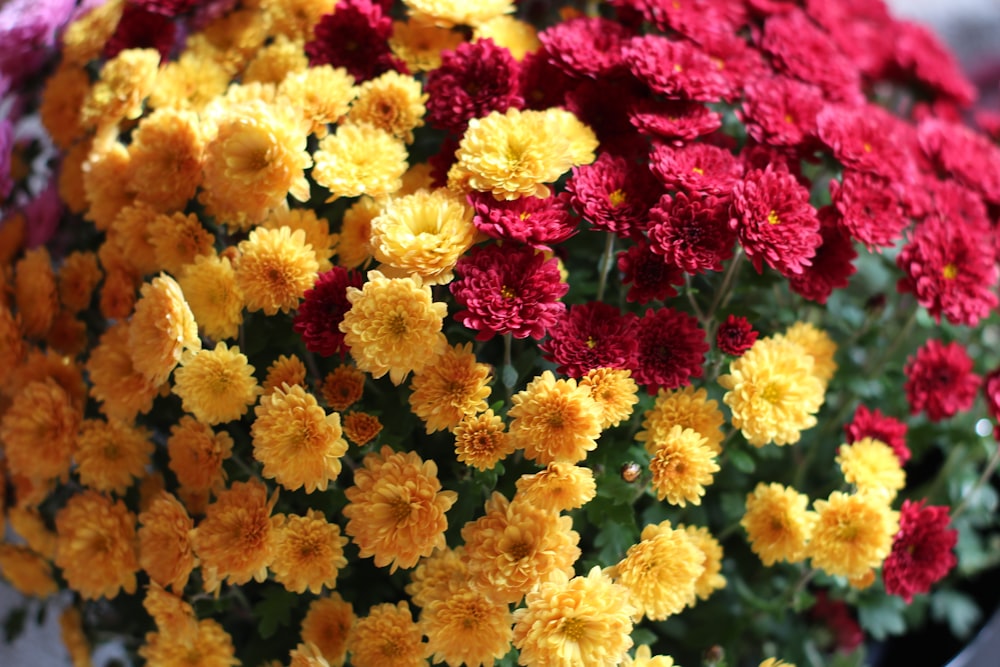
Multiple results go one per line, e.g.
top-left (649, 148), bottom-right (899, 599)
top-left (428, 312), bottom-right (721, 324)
top-left (857, 594), bottom-right (907, 640)
top-left (930, 589), bottom-right (982, 639)
top-left (502, 364), bottom-right (518, 390)
top-left (728, 448), bottom-right (756, 474)
top-left (630, 626), bottom-right (657, 648)
top-left (254, 585), bottom-right (299, 639)
top-left (828, 645), bottom-right (867, 667)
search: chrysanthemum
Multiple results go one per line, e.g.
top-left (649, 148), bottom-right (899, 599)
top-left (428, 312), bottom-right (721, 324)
top-left (320, 364), bottom-right (366, 411)
top-left (0, 379), bottom-right (80, 482)
top-left (347, 70), bottom-right (427, 143)
top-left (83, 140), bottom-right (134, 231)
top-left (741, 482), bottom-right (816, 567)
top-left (293, 267), bottom-right (364, 358)
top-left (235, 226), bottom-right (319, 315)
top-left (404, 0), bottom-right (514, 27)
top-left (7, 507), bottom-right (57, 559)
top-left (137, 492), bottom-right (196, 592)
top-left (807, 491), bottom-right (899, 580)
top-left (622, 645), bottom-right (677, 667)
top-left (252, 384), bottom-right (348, 493)
top-left (716, 314), bottom-right (759, 357)
top-left (649, 192), bottom-right (736, 274)
top-left (59, 607), bottom-right (93, 667)
top-left (513, 566), bottom-right (635, 667)
top-left (837, 438), bottom-right (906, 501)
top-left (883, 500), bottom-right (958, 603)
top-left (342, 411), bottom-right (383, 446)
top-left (623, 34), bottom-right (728, 101)
top-left (0, 545), bottom-right (58, 598)
top-left (57, 251), bottom-right (102, 315)
top-left (263, 355), bottom-right (307, 394)
top-left (632, 307), bottom-right (708, 393)
top-left (173, 343), bottom-right (260, 425)
top-left (610, 520), bottom-right (704, 621)
top-left (788, 209), bottom-right (859, 305)
top-left (264, 208), bottom-right (339, 271)
top-left (338, 196), bottom-right (379, 269)
top-left (648, 426), bottom-right (719, 507)
top-left (143, 583), bottom-right (197, 644)
top-left (845, 405), bottom-right (910, 465)
top-left (260, 0), bottom-right (335, 41)
top-left (683, 525), bottom-right (727, 601)
top-left (87, 322), bottom-right (162, 421)
top-left (40, 63), bottom-right (90, 150)
top-left (148, 51), bottom-right (230, 111)
top-left (541, 302), bottom-right (639, 378)
top-left (462, 492), bottom-right (580, 604)
top-left (425, 38), bottom-right (522, 133)
top-left (81, 48), bottom-right (160, 130)
top-left (778, 322), bottom-right (838, 387)
top-left (469, 191), bottom-right (577, 250)
top-left (617, 241), bottom-right (684, 304)
top-left (345, 446), bottom-right (457, 572)
top-left (301, 594), bottom-right (356, 666)
top-left (54, 490), bottom-right (139, 599)
top-left (167, 416), bottom-right (233, 498)
top-left (191, 479), bottom-right (279, 591)
top-left (126, 107), bottom-right (205, 212)
top-left (289, 641), bottom-right (331, 667)
top-left (271, 510), bottom-right (349, 594)
top-left (508, 371), bottom-right (603, 465)
top-left (420, 589), bottom-right (513, 667)
top-left (139, 619), bottom-right (237, 667)
top-left (147, 212), bottom-right (215, 276)
top-left (406, 546), bottom-right (469, 608)
top-left (306, 0), bottom-right (403, 82)
top-left (75, 418), bottom-right (154, 495)
top-left (14, 247), bottom-right (58, 339)
top-left (177, 254), bottom-right (244, 342)
top-left (409, 342), bottom-right (492, 433)
top-left (311, 122), bottom-right (408, 200)
top-left (453, 409), bottom-right (515, 471)
top-left (340, 270), bottom-right (448, 385)
top-left (277, 64), bottom-right (357, 138)
top-left (243, 35), bottom-right (308, 85)
top-left (515, 462), bottom-right (596, 513)
top-left (474, 15), bottom-right (538, 60)
top-left (904, 339), bottom-right (980, 422)
top-left (579, 367), bottom-right (639, 429)
top-left (348, 601), bottom-right (429, 667)
top-left (128, 274), bottom-right (201, 386)
top-left (719, 336), bottom-right (825, 447)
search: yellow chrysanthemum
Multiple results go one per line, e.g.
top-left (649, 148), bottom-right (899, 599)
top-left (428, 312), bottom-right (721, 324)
top-left (340, 270), bottom-right (447, 385)
top-left (648, 425), bottom-right (720, 507)
top-left (342, 411), bottom-right (383, 446)
top-left (147, 212), bottom-right (215, 276)
top-left (290, 642), bottom-right (330, 667)
top-left (453, 408), bottom-right (514, 471)
top-left (312, 122), bottom-right (408, 200)
top-left (683, 525), bottom-right (727, 601)
top-left (0, 544), bottom-right (58, 598)
top-left (370, 188), bottom-right (477, 284)
top-left (837, 437), bottom-right (906, 500)
top-left (252, 384), bottom-right (348, 493)
top-left (718, 336), bottom-right (825, 447)
top-left (61, 0), bottom-right (123, 66)
top-left (277, 64), bottom-right (357, 138)
top-left (148, 51), bottom-right (230, 112)
top-left (58, 251), bottom-right (103, 314)
top-left (106, 201), bottom-right (159, 276)
top-left (636, 386), bottom-right (726, 454)
top-left (139, 619), bottom-right (238, 667)
top-left (188, 7), bottom-right (269, 75)
top-left (404, 0), bottom-right (515, 28)
top-left (512, 566), bottom-right (635, 667)
top-left (264, 208), bottom-right (339, 271)
top-left (173, 342), bottom-right (261, 425)
top-left (474, 15), bottom-right (540, 60)
top-left (622, 645), bottom-right (677, 667)
top-left (15, 247), bottom-right (59, 338)
top-left (320, 364), bottom-right (366, 411)
top-left (508, 370), bottom-right (603, 465)
top-left (347, 71), bottom-right (427, 143)
top-left (451, 107), bottom-right (597, 200)
top-left (461, 492), bottom-right (580, 605)
top-left (8, 348), bottom-right (87, 410)
top-left (760, 659), bottom-right (796, 667)
top-left (400, 162), bottom-right (435, 195)
top-left (301, 594), bottom-right (355, 667)
top-left (85, 140), bottom-right (140, 234)
top-left (75, 418), bottom-right (154, 495)
top-left (421, 589), bottom-right (513, 667)
top-left (347, 601), bottom-right (429, 667)
top-left (87, 321), bottom-right (161, 421)
top-left (7, 507), bottom-right (57, 559)
top-left (389, 19), bottom-right (465, 72)
top-left (127, 107), bottom-right (205, 212)
top-left (0, 379), bottom-right (80, 482)
top-left (807, 491), bottom-right (899, 580)
top-left (143, 583), bottom-right (197, 642)
top-left (167, 416), bottom-right (234, 497)
top-left (178, 253), bottom-right (245, 341)
top-left (81, 48), bottom-right (160, 130)
top-left (338, 196), bottom-right (379, 269)
top-left (777, 321), bottom-right (838, 387)
top-left (263, 354), bottom-right (307, 394)
top-left (262, 0), bottom-right (337, 41)
top-left (741, 482), bottom-right (817, 567)
top-left (344, 446), bottom-right (458, 572)
top-left (610, 520), bottom-right (704, 621)
top-left (39, 63), bottom-right (90, 150)
top-left (236, 226), bottom-right (319, 315)
top-left (409, 342), bottom-right (492, 433)
top-left (137, 492), bottom-right (197, 592)
top-left (243, 35), bottom-right (308, 85)
top-left (272, 510), bottom-right (349, 594)
top-left (128, 274), bottom-right (201, 386)
top-left (580, 367), bottom-right (639, 429)
top-left (191, 479), bottom-right (280, 591)
top-left (515, 462), bottom-right (597, 513)
top-left (406, 546), bottom-right (468, 608)
top-left (54, 490), bottom-right (139, 600)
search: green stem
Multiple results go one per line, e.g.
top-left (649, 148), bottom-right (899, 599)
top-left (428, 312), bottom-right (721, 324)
top-left (502, 332), bottom-right (514, 405)
top-left (685, 273), bottom-right (707, 327)
top-left (706, 250), bottom-right (744, 341)
top-left (595, 233), bottom-right (616, 303)
top-left (952, 441), bottom-right (1000, 520)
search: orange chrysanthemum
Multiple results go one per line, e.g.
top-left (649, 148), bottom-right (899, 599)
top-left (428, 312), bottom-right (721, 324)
top-left (683, 525), bottom-right (727, 601)
top-left (271, 510), bottom-right (349, 594)
top-left (127, 107), bottom-right (205, 212)
top-left (409, 342), bottom-right (492, 433)
top-left (167, 416), bottom-right (234, 498)
top-left (277, 64), bottom-right (356, 138)
top-left (342, 411), bottom-right (383, 446)
top-left (0, 379), bottom-right (81, 482)
top-left (508, 371), bottom-right (603, 465)
top-left (147, 212), bottom-right (215, 276)
top-left (579, 367), bottom-right (639, 429)
top-left (741, 482), bottom-right (817, 567)
top-left (264, 208), bottom-right (339, 271)
top-left (128, 274), bottom-right (201, 386)
top-left (515, 462), bottom-right (597, 513)
top-left (87, 322), bottom-right (161, 421)
top-left (453, 409), bottom-right (514, 471)
top-left (0, 305), bottom-right (25, 385)
top-left (58, 251), bottom-right (103, 314)
top-left (406, 546), bottom-right (468, 608)
top-left (139, 619), bottom-right (238, 667)
top-left (137, 492), bottom-right (197, 592)
top-left (301, 594), bottom-right (356, 667)
top-left (243, 35), bottom-right (307, 84)
top-left (59, 607), bottom-right (93, 667)
top-left (320, 364), bottom-right (367, 411)
top-left (347, 601), bottom-right (429, 667)
top-left (263, 354), bottom-right (308, 394)
top-left (81, 48), bottom-right (160, 130)
top-left (143, 582), bottom-right (198, 642)
top-left (236, 226), bottom-right (319, 315)
top-left (7, 506), bottom-right (57, 559)
top-left (8, 347), bottom-right (87, 411)
top-left (148, 51), bottom-right (230, 112)
top-left (636, 386), bottom-right (726, 455)
top-left (75, 418), bottom-right (154, 495)
top-left (15, 247), bottom-right (59, 339)
top-left (648, 425), bottom-right (720, 507)
top-left (173, 342), bottom-right (261, 425)
top-left (347, 70), bottom-right (427, 143)
top-left (40, 62), bottom-right (90, 150)
top-left (337, 196), bottom-right (379, 269)
top-left (0, 544), bottom-right (58, 598)
top-left (344, 446), bottom-right (458, 572)
top-left (421, 589), bottom-right (513, 667)
top-left (178, 253), bottom-right (245, 341)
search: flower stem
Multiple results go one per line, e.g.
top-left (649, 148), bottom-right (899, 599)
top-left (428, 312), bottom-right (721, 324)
top-left (952, 441), bottom-right (1000, 520)
top-left (596, 233), bottom-right (616, 303)
top-left (706, 249), bottom-right (744, 340)
top-left (502, 332), bottom-right (515, 405)
top-left (685, 273), bottom-right (707, 326)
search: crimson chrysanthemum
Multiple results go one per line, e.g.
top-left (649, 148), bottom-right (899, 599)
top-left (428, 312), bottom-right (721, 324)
top-left (425, 38), bottom-right (522, 133)
top-left (787, 207), bottom-right (858, 305)
top-left (623, 34), bottom-right (728, 102)
top-left (628, 98), bottom-right (722, 144)
top-left (739, 75), bottom-right (824, 148)
top-left (649, 142), bottom-right (743, 196)
top-left (103, 5), bottom-right (176, 60)
top-left (617, 241), bottom-right (683, 304)
top-left (845, 405), bottom-right (910, 465)
top-left (538, 16), bottom-right (630, 79)
top-left (631, 307), bottom-right (708, 393)
top-left (541, 302), bottom-right (639, 378)
top-left (904, 339), bottom-right (980, 422)
top-left (451, 243), bottom-right (567, 341)
top-left (649, 192), bottom-right (736, 274)
top-left (305, 0), bottom-right (404, 82)
top-left (293, 267), bottom-right (364, 358)
top-left (830, 170), bottom-right (909, 250)
top-left (883, 500), bottom-right (958, 603)
top-left (817, 102), bottom-right (915, 183)
top-left (470, 191), bottom-right (578, 250)
top-left (715, 315), bottom-right (758, 356)
top-left (566, 152), bottom-right (660, 238)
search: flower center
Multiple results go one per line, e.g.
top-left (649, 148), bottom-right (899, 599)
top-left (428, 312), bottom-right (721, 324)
top-left (387, 313), bottom-right (407, 335)
top-left (501, 285), bottom-right (516, 299)
top-left (942, 263), bottom-right (958, 280)
top-left (766, 210), bottom-right (780, 226)
top-left (508, 540), bottom-right (531, 561)
top-left (761, 382), bottom-right (782, 404)
top-left (561, 617), bottom-right (586, 641)
top-left (586, 336), bottom-right (597, 350)
top-left (608, 189), bottom-right (627, 207)
top-left (389, 497), bottom-right (412, 523)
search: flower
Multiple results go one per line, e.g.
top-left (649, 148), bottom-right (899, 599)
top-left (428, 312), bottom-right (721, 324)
top-left (311, 122), bottom-right (408, 200)
top-left (128, 274), bottom-right (201, 387)
top-left (837, 438), bottom-right (906, 500)
top-left (263, 208), bottom-right (339, 271)
top-left (142, 585), bottom-right (197, 653)
top-left (451, 243), bottom-right (568, 341)
top-left (406, 546), bottom-right (468, 608)
top-left (807, 491), bottom-right (899, 580)
top-left (293, 267), bottom-right (364, 358)
top-left (649, 142), bottom-right (743, 197)
top-left (648, 426), bottom-right (720, 507)
top-left (389, 18), bottom-right (464, 72)
top-left (623, 35), bottom-right (728, 101)
top-left (167, 416), bottom-right (233, 499)
top-left (347, 601), bottom-right (428, 667)
top-left (845, 405), bottom-right (910, 465)
top-left (236, 226), bottom-right (320, 315)
top-left (409, 342), bottom-right (492, 433)
top-left (508, 371), bottom-right (603, 465)
top-left (87, 321), bottom-right (161, 421)
top-left (719, 336), bottom-right (826, 447)
top-left (787, 207), bottom-right (858, 304)
top-left (0, 545), bottom-right (58, 598)
top-left (778, 321), bottom-right (838, 387)
top-left (55, 490), bottom-right (139, 599)
top-left (716, 315), bottom-right (758, 356)
top-left (178, 254), bottom-right (245, 342)
top-left (904, 339), bottom-right (980, 422)
top-left (126, 107), bottom-right (205, 212)
top-left (81, 48), bottom-right (160, 131)
top-left (636, 386), bottom-right (725, 455)
top-left (306, 0), bottom-right (403, 82)
top-left (342, 411), bottom-right (383, 446)
top-left (420, 589), bottom-right (513, 667)
top-left (172, 342), bottom-right (260, 425)
top-left (340, 270), bottom-right (447, 385)
top-left (425, 38), bottom-right (522, 133)
top-left (611, 520), bottom-right (704, 620)
top-left (579, 367), bottom-right (639, 429)
top-left (252, 384), bottom-right (348, 493)
top-left (541, 302), bottom-right (639, 378)
top-left (404, 0), bottom-right (514, 28)
top-left (57, 251), bottom-right (102, 314)
top-left (632, 307), bottom-right (708, 393)
top-left (347, 69), bottom-right (426, 143)
top-left (14, 247), bottom-right (59, 339)
top-left (263, 354), bottom-right (307, 394)
top-left (461, 492), bottom-right (580, 604)
top-left (649, 192), bottom-right (736, 274)
top-left (277, 64), bottom-right (357, 138)
top-left (453, 409), bottom-right (515, 471)
top-left (512, 567), bottom-right (635, 667)
top-left (75, 418), bottom-right (154, 494)
top-left (883, 500), bottom-right (958, 603)
top-left (137, 492), bottom-right (196, 592)
top-left (271, 510), bottom-right (349, 594)
top-left (139, 619), bottom-right (237, 667)
top-left (622, 645), bottom-right (677, 667)
top-left (103, 5), bottom-right (176, 59)
top-left (320, 364), bottom-right (366, 411)
top-left (830, 170), bottom-right (908, 250)
top-left (191, 479), bottom-right (279, 591)
top-left (344, 446), bottom-right (458, 572)
top-left (617, 241), bottom-right (684, 304)
top-left (741, 483), bottom-right (816, 567)
top-left (301, 594), bottom-right (355, 666)
top-left (0, 379), bottom-right (80, 482)
top-left (59, 607), bottom-right (94, 667)
top-left (469, 191), bottom-right (578, 250)
top-left (684, 525), bottom-right (727, 601)
top-left (515, 462), bottom-right (597, 513)
top-left (539, 16), bottom-right (629, 79)
top-left (147, 212), bottom-right (215, 276)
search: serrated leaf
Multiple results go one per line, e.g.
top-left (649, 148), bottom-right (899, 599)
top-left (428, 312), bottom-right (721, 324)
top-left (254, 586), bottom-right (298, 639)
top-left (931, 589), bottom-right (982, 639)
top-left (857, 594), bottom-right (907, 640)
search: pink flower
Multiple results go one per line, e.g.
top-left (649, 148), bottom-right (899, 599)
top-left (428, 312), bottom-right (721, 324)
top-left (469, 192), bottom-right (578, 250)
top-left (623, 34), bottom-right (729, 102)
top-left (566, 153), bottom-right (660, 238)
top-left (293, 267), bottom-right (364, 358)
top-left (305, 0), bottom-right (404, 82)
top-left (541, 302), bottom-right (639, 378)
top-left (617, 241), bottom-right (683, 304)
top-left (844, 405), bottom-right (910, 465)
top-left (817, 103), bottom-right (916, 183)
top-left (648, 191), bottom-right (735, 274)
top-left (537, 16), bottom-right (631, 79)
top-left (883, 500), bottom-right (958, 603)
top-left (829, 170), bottom-right (909, 250)
top-left (739, 75), bottom-right (824, 148)
top-left (904, 339), bottom-right (981, 422)
top-left (649, 142), bottom-right (743, 196)
top-left (787, 206), bottom-right (857, 304)
top-left (631, 307), bottom-right (708, 393)
top-left (426, 39), bottom-right (522, 133)
top-left (892, 21), bottom-right (976, 107)
top-left (627, 98), bottom-right (722, 144)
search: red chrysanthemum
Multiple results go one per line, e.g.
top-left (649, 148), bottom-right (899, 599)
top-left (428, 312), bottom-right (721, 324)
top-left (648, 142), bottom-right (743, 196)
top-left (627, 98), bottom-right (722, 144)
top-left (648, 192), bottom-right (735, 274)
top-left (566, 153), bottom-right (660, 238)
top-left (134, 0), bottom-right (201, 16)
top-left (305, 0), bottom-right (404, 82)
top-left (829, 170), bottom-right (909, 250)
top-left (844, 405), bottom-right (910, 465)
top-left (805, 0), bottom-right (896, 80)
top-left (729, 166), bottom-right (822, 277)
top-left (623, 34), bottom-right (729, 102)
top-left (537, 16), bottom-right (631, 79)
top-left (787, 206), bottom-right (857, 304)
top-left (883, 500), bottom-right (958, 603)
top-left (104, 4), bottom-right (177, 59)
top-left (540, 302), bottom-right (639, 378)
top-left (425, 39), bottom-right (523, 134)
top-left (810, 591), bottom-right (863, 654)
top-left (816, 102), bottom-right (916, 183)
top-left (615, 0), bottom-right (745, 43)
top-left (739, 75), bottom-right (824, 148)
top-left (564, 80), bottom-right (648, 156)
top-left (518, 50), bottom-right (576, 111)
top-left (697, 29), bottom-right (768, 101)
top-left (984, 367), bottom-right (1000, 421)
top-left (631, 307), bottom-right (708, 393)
top-left (892, 21), bottom-right (976, 107)
top-left (896, 215), bottom-right (998, 327)
top-left (293, 267), bottom-right (364, 358)
top-left (904, 339), bottom-right (981, 422)
top-left (617, 241), bottom-right (683, 304)
top-left (917, 118), bottom-right (1000, 205)
top-left (470, 192), bottom-right (578, 250)
top-left (451, 244), bottom-right (568, 341)
top-left (715, 314), bottom-right (757, 356)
